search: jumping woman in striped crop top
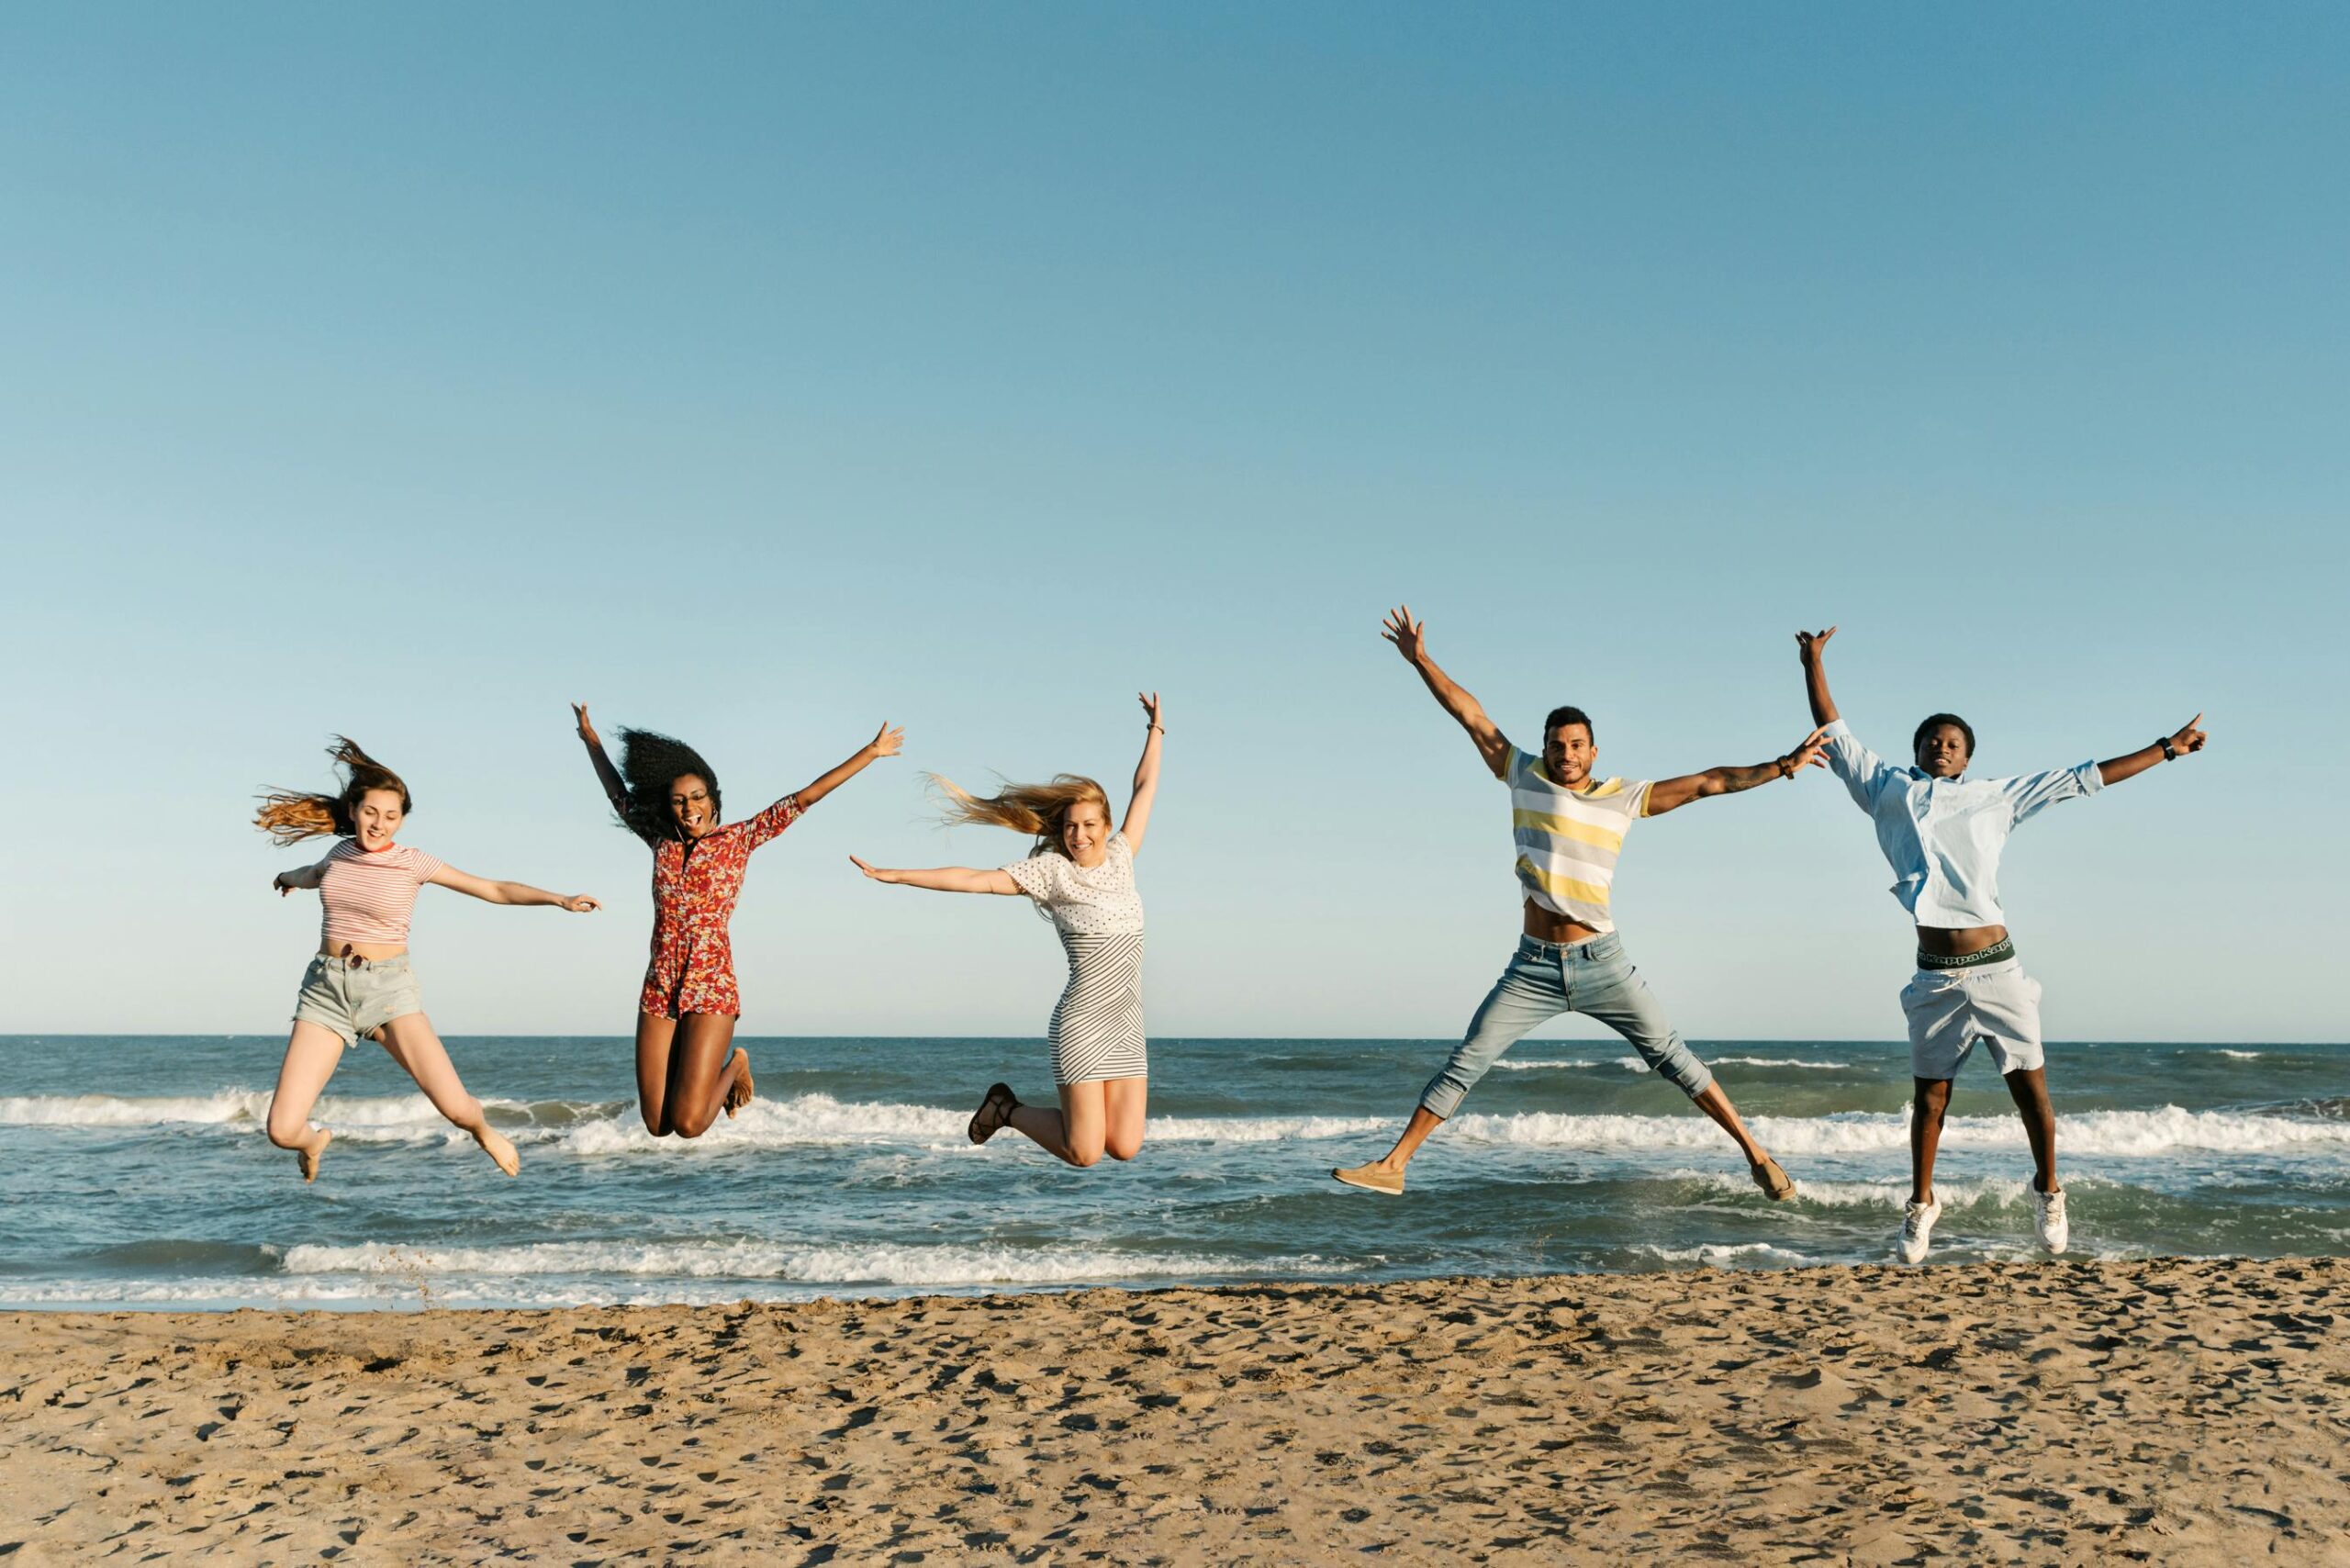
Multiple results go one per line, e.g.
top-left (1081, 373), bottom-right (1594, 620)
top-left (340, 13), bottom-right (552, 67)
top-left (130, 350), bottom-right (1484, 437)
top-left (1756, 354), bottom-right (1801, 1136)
top-left (573, 705), bottom-right (903, 1139)
top-left (851, 693), bottom-right (1163, 1171)
top-left (259, 738), bottom-right (602, 1183)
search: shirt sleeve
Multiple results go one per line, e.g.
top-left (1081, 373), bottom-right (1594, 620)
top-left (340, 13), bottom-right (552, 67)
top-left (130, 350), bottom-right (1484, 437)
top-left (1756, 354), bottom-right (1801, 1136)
top-left (1504, 746), bottom-right (1537, 787)
top-left (1003, 853), bottom-right (1069, 906)
top-left (1819, 720), bottom-right (1894, 813)
top-left (2002, 761), bottom-right (2104, 827)
top-left (1627, 780), bottom-right (1656, 818)
top-left (741, 793), bottom-right (803, 851)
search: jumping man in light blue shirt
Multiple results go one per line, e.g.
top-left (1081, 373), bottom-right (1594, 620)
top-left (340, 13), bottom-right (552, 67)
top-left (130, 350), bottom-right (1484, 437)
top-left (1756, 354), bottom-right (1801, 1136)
top-left (1796, 626), bottom-right (2209, 1264)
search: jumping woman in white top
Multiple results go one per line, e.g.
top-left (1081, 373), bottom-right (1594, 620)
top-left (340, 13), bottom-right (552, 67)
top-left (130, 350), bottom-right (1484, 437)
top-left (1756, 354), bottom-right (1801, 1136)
top-left (852, 694), bottom-right (1163, 1169)
top-left (258, 738), bottom-right (601, 1183)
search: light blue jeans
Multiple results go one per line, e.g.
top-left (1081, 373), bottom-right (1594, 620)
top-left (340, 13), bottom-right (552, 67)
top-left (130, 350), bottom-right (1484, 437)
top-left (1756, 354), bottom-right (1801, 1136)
top-left (1419, 933), bottom-right (1715, 1117)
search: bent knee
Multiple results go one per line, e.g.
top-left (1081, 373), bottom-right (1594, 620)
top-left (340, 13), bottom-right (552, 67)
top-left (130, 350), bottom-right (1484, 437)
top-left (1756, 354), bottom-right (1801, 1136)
top-left (265, 1117), bottom-right (309, 1149)
top-left (1105, 1137), bottom-right (1143, 1162)
top-left (1067, 1143), bottom-right (1105, 1169)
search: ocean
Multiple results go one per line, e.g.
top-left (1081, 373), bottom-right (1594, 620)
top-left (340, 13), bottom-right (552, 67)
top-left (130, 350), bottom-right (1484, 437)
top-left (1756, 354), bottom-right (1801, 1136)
top-left (2, 1035), bottom-right (2344, 1310)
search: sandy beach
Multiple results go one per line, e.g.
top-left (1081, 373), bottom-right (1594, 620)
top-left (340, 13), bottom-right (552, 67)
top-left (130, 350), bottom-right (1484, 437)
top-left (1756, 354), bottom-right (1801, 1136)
top-left (4, 1255), bottom-right (2344, 1565)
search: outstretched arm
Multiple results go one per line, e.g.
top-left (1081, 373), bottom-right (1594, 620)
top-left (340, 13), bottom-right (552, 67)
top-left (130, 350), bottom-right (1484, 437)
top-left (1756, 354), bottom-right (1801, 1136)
top-left (795, 723), bottom-right (905, 811)
top-left (848, 857), bottom-right (1020, 895)
top-left (1382, 605), bottom-right (1511, 778)
top-left (1796, 628), bottom-right (1841, 726)
top-left (2095, 714), bottom-right (2209, 788)
top-left (272, 860), bottom-right (326, 897)
top-left (1646, 727), bottom-right (1830, 817)
top-left (429, 866), bottom-right (601, 913)
top-left (1122, 692), bottom-right (1164, 853)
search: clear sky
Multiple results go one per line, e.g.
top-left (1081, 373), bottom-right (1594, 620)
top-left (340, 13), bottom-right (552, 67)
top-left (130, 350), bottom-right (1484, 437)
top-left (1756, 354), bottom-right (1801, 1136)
top-left (2, 4), bottom-right (2342, 1041)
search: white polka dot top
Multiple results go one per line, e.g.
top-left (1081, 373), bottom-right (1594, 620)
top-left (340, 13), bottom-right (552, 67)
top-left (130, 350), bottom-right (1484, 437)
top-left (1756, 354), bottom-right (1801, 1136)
top-left (1003, 831), bottom-right (1145, 936)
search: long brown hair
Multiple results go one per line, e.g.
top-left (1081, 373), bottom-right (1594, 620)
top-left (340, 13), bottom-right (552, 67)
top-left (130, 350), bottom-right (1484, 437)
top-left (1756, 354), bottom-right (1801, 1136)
top-left (930, 772), bottom-right (1111, 859)
top-left (255, 737), bottom-right (413, 846)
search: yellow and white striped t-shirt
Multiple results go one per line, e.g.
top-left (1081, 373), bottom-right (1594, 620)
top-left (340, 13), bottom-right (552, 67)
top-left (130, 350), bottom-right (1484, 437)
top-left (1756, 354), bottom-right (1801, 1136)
top-left (1505, 746), bottom-right (1652, 932)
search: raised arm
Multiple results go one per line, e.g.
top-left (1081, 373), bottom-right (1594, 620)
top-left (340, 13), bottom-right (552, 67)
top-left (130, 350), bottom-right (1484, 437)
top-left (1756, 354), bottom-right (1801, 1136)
top-left (1121, 691), bottom-right (1164, 853)
top-left (1795, 627), bottom-right (1841, 726)
top-left (572, 702), bottom-right (632, 822)
top-left (1382, 605), bottom-right (1511, 778)
top-left (2093, 714), bottom-right (2209, 788)
top-left (848, 857), bottom-right (1021, 895)
top-left (794, 723), bottom-right (905, 812)
top-left (428, 865), bottom-right (601, 913)
top-left (1645, 726), bottom-right (1830, 817)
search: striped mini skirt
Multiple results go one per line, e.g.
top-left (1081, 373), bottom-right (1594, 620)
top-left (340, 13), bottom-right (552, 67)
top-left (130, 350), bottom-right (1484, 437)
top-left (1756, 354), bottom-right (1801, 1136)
top-left (1047, 929), bottom-right (1147, 1085)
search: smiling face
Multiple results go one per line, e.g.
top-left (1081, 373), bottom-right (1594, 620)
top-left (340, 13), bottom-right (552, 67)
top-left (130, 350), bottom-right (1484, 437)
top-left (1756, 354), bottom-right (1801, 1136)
top-left (1914, 722), bottom-right (1972, 779)
top-left (1060, 795), bottom-right (1113, 866)
top-left (668, 774), bottom-right (716, 839)
top-left (1544, 722), bottom-right (1597, 789)
top-left (352, 787), bottom-right (405, 851)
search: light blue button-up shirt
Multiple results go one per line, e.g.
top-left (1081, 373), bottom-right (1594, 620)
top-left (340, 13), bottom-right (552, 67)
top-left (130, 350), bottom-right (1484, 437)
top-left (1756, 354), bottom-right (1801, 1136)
top-left (1820, 720), bottom-right (2103, 928)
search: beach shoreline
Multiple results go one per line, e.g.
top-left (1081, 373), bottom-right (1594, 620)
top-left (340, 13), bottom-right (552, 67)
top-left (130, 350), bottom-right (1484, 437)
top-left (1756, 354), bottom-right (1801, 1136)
top-left (5, 1255), bottom-right (2344, 1564)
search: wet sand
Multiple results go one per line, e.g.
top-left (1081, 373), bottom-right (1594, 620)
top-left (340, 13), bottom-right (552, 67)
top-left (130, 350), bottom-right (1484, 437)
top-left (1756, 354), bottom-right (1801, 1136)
top-left (4, 1256), bottom-right (2345, 1564)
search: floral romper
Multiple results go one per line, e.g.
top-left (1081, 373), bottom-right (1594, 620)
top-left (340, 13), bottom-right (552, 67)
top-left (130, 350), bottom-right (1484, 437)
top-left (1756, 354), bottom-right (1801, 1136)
top-left (636, 795), bottom-right (801, 1018)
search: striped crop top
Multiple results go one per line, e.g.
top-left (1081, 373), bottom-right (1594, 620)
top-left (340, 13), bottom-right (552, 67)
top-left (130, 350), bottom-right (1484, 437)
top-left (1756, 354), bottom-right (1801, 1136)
top-left (1504, 747), bottom-right (1652, 934)
top-left (316, 840), bottom-right (445, 947)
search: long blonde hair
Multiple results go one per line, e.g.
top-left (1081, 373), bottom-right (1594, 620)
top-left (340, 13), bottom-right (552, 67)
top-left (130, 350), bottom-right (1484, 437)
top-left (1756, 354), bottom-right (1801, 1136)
top-left (255, 737), bottom-right (412, 846)
top-left (930, 772), bottom-right (1111, 859)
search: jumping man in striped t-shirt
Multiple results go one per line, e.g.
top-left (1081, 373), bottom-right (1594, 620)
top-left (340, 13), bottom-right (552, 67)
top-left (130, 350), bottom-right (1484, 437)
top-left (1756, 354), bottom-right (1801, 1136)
top-left (1333, 607), bottom-right (1827, 1199)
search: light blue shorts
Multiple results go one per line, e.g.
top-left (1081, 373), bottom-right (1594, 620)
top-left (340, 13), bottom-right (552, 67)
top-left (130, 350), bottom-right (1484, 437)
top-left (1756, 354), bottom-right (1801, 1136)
top-left (292, 954), bottom-right (423, 1046)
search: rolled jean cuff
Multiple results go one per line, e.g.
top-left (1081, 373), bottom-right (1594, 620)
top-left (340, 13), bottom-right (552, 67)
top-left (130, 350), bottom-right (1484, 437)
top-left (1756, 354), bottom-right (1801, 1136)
top-left (1416, 1078), bottom-right (1471, 1120)
top-left (1651, 1045), bottom-right (1713, 1100)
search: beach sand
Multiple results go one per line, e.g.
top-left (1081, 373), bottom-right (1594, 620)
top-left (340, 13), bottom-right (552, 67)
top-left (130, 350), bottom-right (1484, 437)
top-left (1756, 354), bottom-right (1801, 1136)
top-left (4, 1256), bottom-right (2344, 1565)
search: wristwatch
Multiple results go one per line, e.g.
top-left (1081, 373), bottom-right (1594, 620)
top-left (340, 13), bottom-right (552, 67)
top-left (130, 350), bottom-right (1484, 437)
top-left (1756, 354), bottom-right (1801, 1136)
top-left (2159, 736), bottom-right (2177, 762)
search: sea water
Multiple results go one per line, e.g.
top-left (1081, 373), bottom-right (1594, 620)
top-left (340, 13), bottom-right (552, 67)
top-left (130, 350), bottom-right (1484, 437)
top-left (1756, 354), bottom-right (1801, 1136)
top-left (1, 1035), bottom-right (2344, 1310)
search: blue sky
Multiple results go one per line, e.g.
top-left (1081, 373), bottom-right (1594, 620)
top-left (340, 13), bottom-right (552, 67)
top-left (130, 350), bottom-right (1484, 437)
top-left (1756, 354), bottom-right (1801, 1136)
top-left (2, 4), bottom-right (2342, 1041)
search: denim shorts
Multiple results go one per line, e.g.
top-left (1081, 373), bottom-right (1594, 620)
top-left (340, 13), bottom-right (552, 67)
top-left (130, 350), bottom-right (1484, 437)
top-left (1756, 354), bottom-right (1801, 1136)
top-left (293, 954), bottom-right (424, 1046)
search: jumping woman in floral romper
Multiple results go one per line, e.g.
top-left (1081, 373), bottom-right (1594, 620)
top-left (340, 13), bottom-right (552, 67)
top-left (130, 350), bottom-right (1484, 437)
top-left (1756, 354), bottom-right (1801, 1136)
top-left (573, 705), bottom-right (902, 1138)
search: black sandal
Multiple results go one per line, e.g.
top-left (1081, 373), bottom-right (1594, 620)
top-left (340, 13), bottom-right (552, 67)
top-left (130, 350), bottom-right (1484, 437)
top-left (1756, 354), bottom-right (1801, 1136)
top-left (968, 1082), bottom-right (1020, 1145)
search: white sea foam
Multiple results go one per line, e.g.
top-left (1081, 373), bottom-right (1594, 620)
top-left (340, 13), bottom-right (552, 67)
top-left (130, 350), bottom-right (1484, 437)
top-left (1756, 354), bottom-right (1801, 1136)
top-left (0, 1091), bottom-right (612, 1137)
top-left (281, 1238), bottom-right (1355, 1288)
top-left (2217, 1049), bottom-right (2263, 1059)
top-left (1444, 1105), bottom-right (2350, 1158)
top-left (1708, 1057), bottom-right (1843, 1070)
top-left (557, 1094), bottom-right (1393, 1154)
top-left (1625, 1241), bottom-right (1812, 1266)
top-left (1492, 1059), bottom-right (1609, 1071)
top-left (1670, 1168), bottom-right (2085, 1210)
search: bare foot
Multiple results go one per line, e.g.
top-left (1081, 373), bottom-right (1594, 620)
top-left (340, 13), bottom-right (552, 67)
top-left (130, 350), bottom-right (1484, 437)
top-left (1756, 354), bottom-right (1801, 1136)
top-left (475, 1126), bottom-right (520, 1177)
top-left (297, 1128), bottom-right (332, 1182)
top-left (724, 1047), bottom-right (755, 1117)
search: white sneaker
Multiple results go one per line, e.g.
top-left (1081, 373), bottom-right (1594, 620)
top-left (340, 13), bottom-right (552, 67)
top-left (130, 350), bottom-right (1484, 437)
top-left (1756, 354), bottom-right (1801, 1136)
top-left (2034, 1186), bottom-right (2068, 1254)
top-left (1898, 1198), bottom-right (1942, 1265)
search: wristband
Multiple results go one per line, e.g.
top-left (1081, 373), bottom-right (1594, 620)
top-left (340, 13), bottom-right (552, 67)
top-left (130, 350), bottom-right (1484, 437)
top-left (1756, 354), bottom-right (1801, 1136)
top-left (2158, 736), bottom-right (2177, 762)
top-left (1775, 756), bottom-right (1794, 779)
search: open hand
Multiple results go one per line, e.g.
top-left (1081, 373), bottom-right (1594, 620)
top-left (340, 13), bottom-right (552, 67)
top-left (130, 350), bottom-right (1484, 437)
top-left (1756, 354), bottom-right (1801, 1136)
top-left (2169, 713), bottom-right (2209, 756)
top-left (867, 723), bottom-right (905, 760)
top-left (561, 894), bottom-right (602, 913)
top-left (1783, 724), bottom-right (1831, 774)
top-left (1138, 691), bottom-right (1162, 730)
top-left (847, 855), bottom-right (898, 884)
top-left (571, 702), bottom-right (599, 745)
top-left (1382, 604), bottom-right (1428, 664)
top-left (1796, 627), bottom-right (1837, 662)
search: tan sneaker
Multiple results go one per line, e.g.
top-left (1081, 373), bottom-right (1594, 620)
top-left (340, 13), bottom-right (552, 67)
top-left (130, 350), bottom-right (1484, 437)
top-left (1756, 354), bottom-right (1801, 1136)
top-left (1332, 1162), bottom-right (1404, 1196)
top-left (1750, 1155), bottom-right (1795, 1201)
